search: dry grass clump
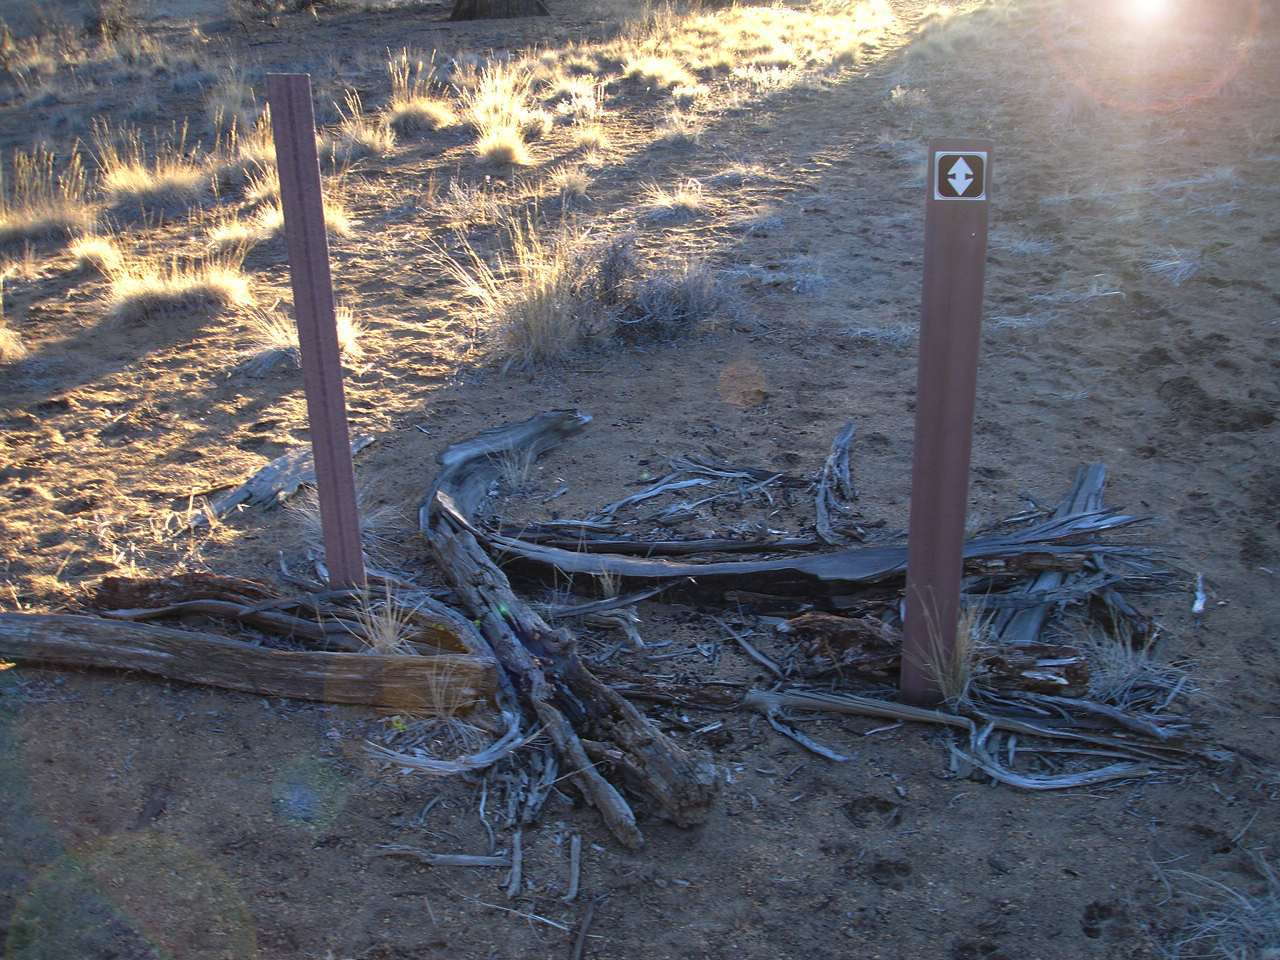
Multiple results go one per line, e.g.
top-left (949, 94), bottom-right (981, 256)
top-left (1165, 856), bottom-right (1280, 960)
top-left (616, 258), bottom-right (723, 344)
top-left (465, 63), bottom-right (541, 165)
top-left (289, 482), bottom-right (401, 567)
top-left (70, 234), bottom-right (125, 274)
top-left (440, 221), bottom-right (723, 368)
top-left (1082, 631), bottom-right (1197, 711)
top-left (205, 63), bottom-right (258, 134)
top-left (654, 110), bottom-right (704, 146)
top-left (215, 108), bottom-right (276, 187)
top-left (919, 602), bottom-right (991, 708)
top-left (623, 54), bottom-right (696, 91)
top-left (388, 50), bottom-right (458, 135)
top-left (643, 178), bottom-right (707, 221)
top-left (326, 91), bottom-right (396, 163)
top-left (103, 245), bottom-right (254, 325)
top-left (234, 164), bottom-right (352, 239)
top-left (93, 121), bottom-right (213, 216)
top-left (208, 206), bottom-right (284, 252)
top-left (572, 124), bottom-right (611, 155)
top-left (548, 164), bottom-right (591, 201)
top-left (239, 301), bottom-right (364, 373)
top-left (440, 218), bottom-right (598, 369)
top-left (0, 148), bottom-right (93, 246)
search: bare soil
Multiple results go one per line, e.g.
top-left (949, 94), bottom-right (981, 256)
top-left (2, 1), bottom-right (1278, 958)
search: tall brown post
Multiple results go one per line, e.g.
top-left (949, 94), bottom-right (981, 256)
top-left (900, 138), bottom-right (993, 707)
top-left (267, 73), bottom-right (366, 591)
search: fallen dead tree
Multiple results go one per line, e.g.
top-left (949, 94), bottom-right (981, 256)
top-left (417, 410), bottom-right (720, 849)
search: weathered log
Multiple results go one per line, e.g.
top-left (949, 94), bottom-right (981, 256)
top-left (0, 613), bottom-right (495, 716)
top-left (421, 411), bottom-right (720, 848)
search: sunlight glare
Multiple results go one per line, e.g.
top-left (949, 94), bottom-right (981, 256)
top-left (1127, 0), bottom-right (1169, 20)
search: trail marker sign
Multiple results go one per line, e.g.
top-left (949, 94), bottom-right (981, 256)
top-left (900, 138), bottom-right (994, 708)
top-left (268, 73), bottom-right (366, 592)
top-left (934, 151), bottom-right (987, 200)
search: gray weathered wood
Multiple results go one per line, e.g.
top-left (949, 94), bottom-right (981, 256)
top-left (0, 612), bottom-right (494, 715)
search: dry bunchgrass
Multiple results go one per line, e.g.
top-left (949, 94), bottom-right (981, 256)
top-left (93, 121), bottom-right (213, 216)
top-left (571, 124), bottom-right (611, 155)
top-left (643, 178), bottom-right (706, 221)
top-left (1164, 856), bottom-right (1280, 960)
top-left (440, 219), bottom-right (721, 368)
top-left (104, 244), bottom-right (254, 325)
top-left (205, 63), bottom-right (258, 134)
top-left (919, 601), bottom-right (991, 708)
top-left (388, 49), bottom-right (458, 135)
top-left (548, 164), bottom-right (591, 201)
top-left (235, 164), bottom-right (352, 239)
top-left (1082, 631), bottom-right (1197, 711)
top-left (70, 234), bottom-right (125, 274)
top-left (215, 108), bottom-right (276, 187)
top-left (0, 147), bottom-right (93, 246)
top-left (289, 482), bottom-right (402, 567)
top-left (654, 110), bottom-right (704, 147)
top-left (623, 54), bottom-right (696, 91)
top-left (325, 91), bottom-right (396, 163)
top-left (465, 63), bottom-right (539, 165)
top-left (238, 301), bottom-right (365, 374)
top-left (439, 217), bottom-right (601, 369)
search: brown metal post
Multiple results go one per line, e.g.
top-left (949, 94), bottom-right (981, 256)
top-left (900, 138), bottom-right (993, 707)
top-left (267, 73), bottom-right (366, 591)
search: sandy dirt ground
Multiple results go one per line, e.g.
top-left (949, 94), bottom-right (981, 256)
top-left (1, 0), bottom-right (1278, 957)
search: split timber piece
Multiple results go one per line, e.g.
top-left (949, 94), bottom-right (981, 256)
top-left (989, 463), bottom-right (1132, 646)
top-left (0, 612), bottom-right (495, 715)
top-left (422, 413), bottom-right (1150, 602)
top-left (420, 411), bottom-right (720, 849)
top-left (477, 513), bottom-right (1149, 600)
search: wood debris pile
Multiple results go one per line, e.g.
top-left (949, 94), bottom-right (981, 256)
top-left (0, 410), bottom-right (1218, 849)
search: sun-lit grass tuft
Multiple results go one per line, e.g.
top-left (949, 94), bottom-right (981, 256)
top-left (93, 121), bottom-right (213, 215)
top-left (475, 127), bottom-right (532, 166)
top-left (572, 124), bottom-right (611, 155)
top-left (439, 218), bottom-right (600, 369)
top-left (465, 63), bottom-right (540, 166)
top-left (643, 178), bottom-right (706, 221)
top-left (236, 164), bottom-right (352, 239)
top-left (205, 64), bottom-right (258, 134)
top-left (440, 219), bottom-right (722, 368)
top-left (326, 91), bottom-right (396, 163)
top-left (239, 300), bottom-right (364, 373)
top-left (0, 147), bottom-right (93, 246)
top-left (104, 246), bottom-right (254, 325)
top-left (655, 110), bottom-right (704, 147)
top-left (548, 164), bottom-right (591, 200)
top-left (216, 108), bottom-right (276, 187)
top-left (70, 234), bottom-right (125, 274)
top-left (388, 49), bottom-right (458, 135)
top-left (623, 54), bottom-right (695, 91)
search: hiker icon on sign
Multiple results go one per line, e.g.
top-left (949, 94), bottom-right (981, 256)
top-left (935, 152), bottom-right (987, 200)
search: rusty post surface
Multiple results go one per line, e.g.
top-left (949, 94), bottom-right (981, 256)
top-left (267, 74), bottom-right (366, 591)
top-left (900, 138), bottom-right (993, 707)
